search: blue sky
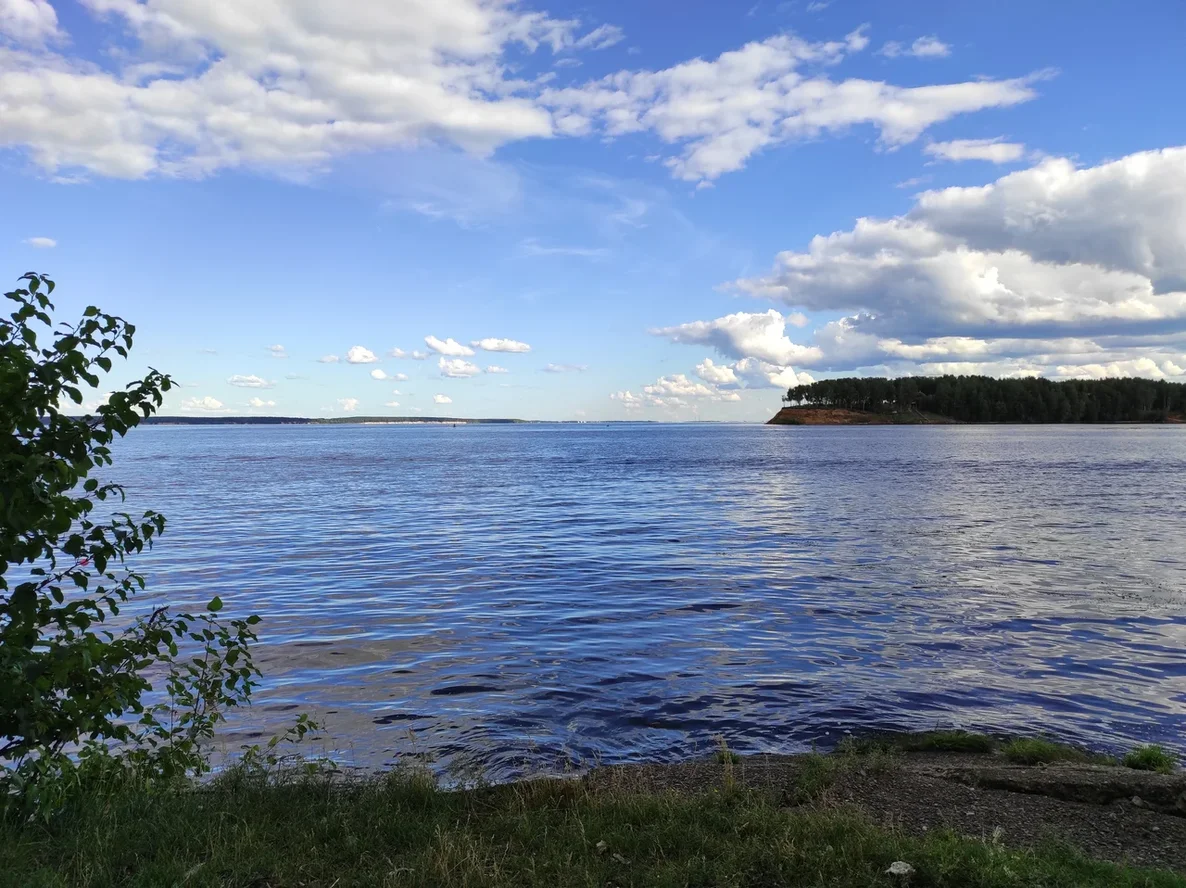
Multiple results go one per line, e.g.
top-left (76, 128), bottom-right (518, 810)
top-left (2, 0), bottom-right (1185, 420)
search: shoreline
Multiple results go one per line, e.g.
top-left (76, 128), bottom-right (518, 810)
top-left (768, 406), bottom-right (1186, 425)
top-left (5, 731), bottom-right (1183, 884)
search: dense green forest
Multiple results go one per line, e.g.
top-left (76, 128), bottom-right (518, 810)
top-left (784, 375), bottom-right (1186, 423)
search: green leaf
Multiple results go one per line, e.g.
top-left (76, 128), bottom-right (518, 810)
top-left (208, 596), bottom-right (224, 613)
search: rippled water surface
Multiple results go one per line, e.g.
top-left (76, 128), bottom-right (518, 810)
top-left (109, 424), bottom-right (1186, 772)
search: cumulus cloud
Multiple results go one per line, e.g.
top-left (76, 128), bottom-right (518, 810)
top-left (370, 369), bottom-right (391, 380)
top-left (542, 29), bottom-right (1039, 181)
top-left (180, 396), bottom-right (224, 411)
top-left (696, 358), bottom-right (738, 386)
top-left (543, 363), bottom-right (587, 372)
top-left (228, 374), bottom-right (274, 388)
top-left (925, 138), bottom-right (1026, 163)
top-left (0, 13), bottom-right (1039, 186)
top-left (715, 146), bottom-right (1186, 377)
top-left (337, 397), bottom-right (359, 412)
top-left (318, 354), bottom-right (340, 363)
top-left (23, 235), bottom-right (55, 247)
top-left (390, 348), bottom-right (429, 360)
top-left (433, 393), bottom-right (453, 404)
top-left (268, 344), bottom-right (287, 358)
top-left (425, 335), bottom-right (475, 356)
top-left (0, 0), bottom-right (580, 179)
top-left (643, 373), bottom-right (741, 401)
top-left (393, 372), bottom-right (409, 381)
top-left (733, 358), bottom-right (814, 389)
top-left (610, 390), bottom-right (643, 409)
top-left (486, 365), bottom-right (509, 373)
top-left (247, 397), bottom-right (276, 408)
top-left (879, 36), bottom-right (952, 59)
top-left (439, 356), bottom-right (482, 378)
top-left (384, 400), bottom-right (401, 407)
top-left (472, 337), bottom-right (531, 353)
top-left (0, 0), bottom-right (59, 44)
top-left (346, 345), bottom-right (378, 364)
top-left (653, 310), bottom-right (822, 365)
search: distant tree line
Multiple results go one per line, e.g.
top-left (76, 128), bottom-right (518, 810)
top-left (784, 375), bottom-right (1186, 423)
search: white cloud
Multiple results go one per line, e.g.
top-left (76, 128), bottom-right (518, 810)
top-left (318, 354), bottom-right (340, 363)
top-left (370, 369), bottom-right (391, 380)
top-left (393, 372), bottom-right (409, 381)
top-left (346, 345), bottom-right (378, 364)
top-left (0, 16), bottom-right (1036, 186)
top-left (0, 0), bottom-right (576, 179)
top-left (391, 348), bottom-right (430, 360)
top-left (653, 310), bottom-right (822, 365)
top-left (880, 36), bottom-right (952, 59)
top-left (425, 335), bottom-right (475, 356)
top-left (571, 24), bottom-right (624, 51)
top-left (23, 235), bottom-right (55, 248)
top-left (733, 358), bottom-right (814, 389)
top-left (433, 393), bottom-right (453, 404)
top-left (472, 337), bottom-right (531, 353)
top-left (717, 146), bottom-right (1186, 376)
top-left (643, 373), bottom-right (740, 401)
top-left (337, 397), bottom-right (359, 412)
top-left (610, 390), bottom-right (643, 409)
top-left (247, 397), bottom-right (276, 408)
top-left (180, 396), bottom-right (225, 411)
top-left (896, 175), bottom-right (932, 189)
top-left (925, 138), bottom-right (1026, 164)
top-left (0, 0), bottom-right (59, 44)
top-left (227, 374), bottom-right (274, 388)
top-left (268, 344), bottom-right (287, 358)
top-left (384, 400), bottom-right (401, 407)
top-left (519, 238), bottom-right (609, 259)
top-left (485, 365), bottom-right (509, 373)
top-left (696, 357), bottom-right (738, 386)
top-left (439, 356), bottom-right (482, 378)
top-left (543, 363), bottom-right (587, 372)
top-left (542, 29), bottom-right (1039, 181)
top-left (734, 147), bottom-right (1186, 337)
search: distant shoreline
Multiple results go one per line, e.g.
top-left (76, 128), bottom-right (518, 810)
top-left (767, 406), bottom-right (1186, 425)
top-left (134, 415), bottom-right (525, 425)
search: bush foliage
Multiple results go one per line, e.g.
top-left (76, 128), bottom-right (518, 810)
top-left (1, 273), bottom-right (272, 816)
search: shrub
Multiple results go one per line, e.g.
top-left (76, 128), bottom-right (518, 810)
top-left (1, 272), bottom-right (268, 817)
top-left (1122, 745), bottom-right (1175, 774)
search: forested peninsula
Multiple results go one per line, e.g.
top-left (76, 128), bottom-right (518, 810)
top-left (771, 376), bottom-right (1186, 425)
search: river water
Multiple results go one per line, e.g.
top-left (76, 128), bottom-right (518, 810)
top-left (107, 423), bottom-right (1186, 773)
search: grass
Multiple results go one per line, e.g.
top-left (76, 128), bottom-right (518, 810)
top-left (1001, 738), bottom-right (1113, 766)
top-left (1123, 745), bottom-right (1177, 774)
top-left (843, 730), bottom-right (996, 755)
top-left (3, 768), bottom-right (1183, 888)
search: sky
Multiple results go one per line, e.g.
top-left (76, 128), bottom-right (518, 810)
top-left (1, 0), bottom-right (1185, 421)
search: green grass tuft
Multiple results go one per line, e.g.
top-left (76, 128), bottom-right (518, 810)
top-left (841, 730), bottom-right (996, 755)
top-left (1002, 738), bottom-right (1109, 766)
top-left (1122, 745), bottom-right (1176, 774)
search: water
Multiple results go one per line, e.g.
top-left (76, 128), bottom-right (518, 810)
top-left (106, 423), bottom-right (1186, 773)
